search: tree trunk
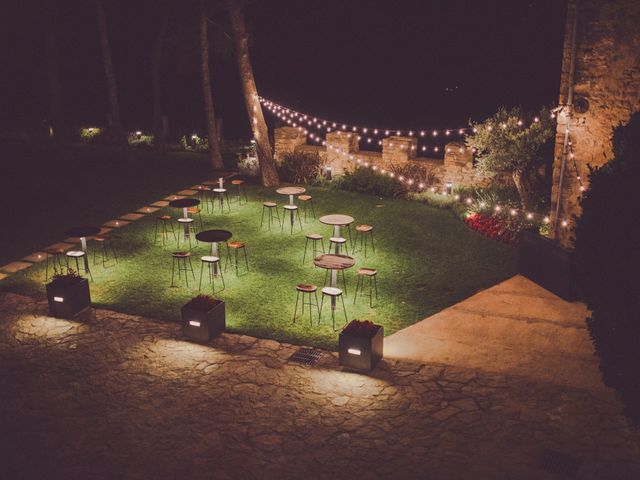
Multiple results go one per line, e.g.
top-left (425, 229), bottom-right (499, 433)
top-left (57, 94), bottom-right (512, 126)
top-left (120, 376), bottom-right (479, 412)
top-left (512, 170), bottom-right (531, 211)
top-left (225, 0), bottom-right (279, 187)
top-left (199, 10), bottom-right (224, 170)
top-left (151, 0), bottom-right (170, 151)
top-left (45, 0), bottom-right (66, 146)
top-left (94, 0), bottom-right (125, 144)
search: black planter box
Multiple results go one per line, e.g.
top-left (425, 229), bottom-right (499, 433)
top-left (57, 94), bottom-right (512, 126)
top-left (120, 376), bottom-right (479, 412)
top-left (339, 324), bottom-right (384, 372)
top-left (46, 277), bottom-right (91, 319)
top-left (182, 301), bottom-right (226, 342)
top-left (519, 230), bottom-right (579, 301)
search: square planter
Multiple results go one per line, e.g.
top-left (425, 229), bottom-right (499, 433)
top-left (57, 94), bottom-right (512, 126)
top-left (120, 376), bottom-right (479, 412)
top-left (339, 322), bottom-right (384, 372)
top-left (182, 300), bottom-right (225, 343)
top-left (519, 230), bottom-right (579, 301)
top-left (46, 277), bottom-right (91, 319)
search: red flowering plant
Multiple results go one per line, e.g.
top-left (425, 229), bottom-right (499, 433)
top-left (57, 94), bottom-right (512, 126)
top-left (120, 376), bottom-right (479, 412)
top-left (185, 294), bottom-right (221, 311)
top-left (464, 212), bottom-right (526, 246)
top-left (342, 320), bottom-right (381, 338)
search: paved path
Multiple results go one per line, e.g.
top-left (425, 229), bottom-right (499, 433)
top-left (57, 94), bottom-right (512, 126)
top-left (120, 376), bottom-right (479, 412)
top-left (386, 275), bottom-right (599, 390)
top-left (1, 291), bottom-right (639, 479)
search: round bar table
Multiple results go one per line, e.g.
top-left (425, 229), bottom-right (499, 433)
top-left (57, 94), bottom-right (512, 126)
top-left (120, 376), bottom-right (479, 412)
top-left (314, 253), bottom-right (355, 310)
top-left (169, 198), bottom-right (200, 239)
top-left (276, 186), bottom-right (306, 229)
top-left (64, 226), bottom-right (101, 274)
top-left (319, 214), bottom-right (355, 254)
top-left (195, 229), bottom-right (232, 275)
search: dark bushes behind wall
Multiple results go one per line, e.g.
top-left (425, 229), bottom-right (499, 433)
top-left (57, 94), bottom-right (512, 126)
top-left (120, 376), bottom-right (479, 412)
top-left (333, 166), bottom-right (403, 198)
top-left (277, 151), bottom-right (323, 184)
top-left (573, 112), bottom-right (640, 424)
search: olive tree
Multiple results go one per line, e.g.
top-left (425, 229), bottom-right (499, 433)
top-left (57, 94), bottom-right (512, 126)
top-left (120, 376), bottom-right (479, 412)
top-left (466, 106), bottom-right (554, 211)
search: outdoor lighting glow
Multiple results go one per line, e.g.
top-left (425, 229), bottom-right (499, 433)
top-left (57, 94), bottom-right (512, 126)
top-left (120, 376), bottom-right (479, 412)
top-left (527, 213), bottom-right (533, 219)
top-left (561, 220), bottom-right (568, 227)
top-left (189, 320), bottom-right (201, 327)
top-left (466, 198), bottom-right (473, 204)
top-left (494, 205), bottom-right (502, 212)
top-left (454, 194), bottom-right (460, 200)
top-left (347, 348), bottom-right (362, 356)
top-left (418, 182), bottom-right (425, 189)
top-left (53, 296), bottom-right (64, 303)
top-left (544, 216), bottom-right (550, 224)
top-left (479, 201), bottom-right (486, 208)
top-left (510, 208), bottom-right (517, 216)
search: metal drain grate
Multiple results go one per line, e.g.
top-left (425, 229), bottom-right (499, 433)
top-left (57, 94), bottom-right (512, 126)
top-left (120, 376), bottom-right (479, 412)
top-left (288, 348), bottom-right (324, 366)
top-left (540, 449), bottom-right (580, 478)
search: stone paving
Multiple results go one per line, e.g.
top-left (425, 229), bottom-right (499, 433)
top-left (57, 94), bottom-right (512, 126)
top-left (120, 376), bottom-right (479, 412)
top-left (1, 292), bottom-right (639, 479)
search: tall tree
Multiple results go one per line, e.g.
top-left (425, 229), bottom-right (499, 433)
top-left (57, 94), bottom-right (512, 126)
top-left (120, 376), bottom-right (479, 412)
top-left (225, 0), bottom-right (279, 186)
top-left (94, 0), bottom-right (125, 143)
top-left (44, 0), bottom-right (66, 145)
top-left (151, 0), bottom-right (171, 150)
top-left (200, 7), bottom-right (224, 169)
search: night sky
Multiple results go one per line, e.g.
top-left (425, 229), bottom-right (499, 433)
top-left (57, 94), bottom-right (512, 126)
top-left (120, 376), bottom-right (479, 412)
top-left (1, 0), bottom-right (567, 139)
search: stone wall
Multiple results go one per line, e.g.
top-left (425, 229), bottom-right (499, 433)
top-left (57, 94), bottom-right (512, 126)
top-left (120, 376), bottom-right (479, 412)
top-left (550, 0), bottom-right (640, 245)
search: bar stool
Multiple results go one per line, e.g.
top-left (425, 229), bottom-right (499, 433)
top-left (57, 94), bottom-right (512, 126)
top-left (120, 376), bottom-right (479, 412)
top-left (231, 179), bottom-right (248, 205)
top-left (212, 188), bottom-right (231, 214)
top-left (319, 286), bottom-right (348, 330)
top-left (354, 224), bottom-right (375, 257)
top-left (199, 255), bottom-right (225, 293)
top-left (177, 218), bottom-right (198, 249)
top-left (171, 251), bottom-right (195, 287)
top-left (329, 236), bottom-right (349, 255)
top-left (293, 284), bottom-right (320, 325)
top-left (154, 215), bottom-right (177, 245)
top-left (225, 241), bottom-right (249, 276)
top-left (44, 246), bottom-right (67, 281)
top-left (196, 185), bottom-right (212, 212)
top-left (303, 233), bottom-right (325, 263)
top-left (187, 207), bottom-right (204, 231)
top-left (323, 268), bottom-right (349, 296)
top-left (261, 202), bottom-right (281, 230)
top-left (93, 235), bottom-right (118, 267)
top-left (282, 205), bottom-right (303, 234)
top-left (66, 250), bottom-right (93, 281)
top-left (354, 268), bottom-right (379, 307)
top-left (298, 194), bottom-right (316, 221)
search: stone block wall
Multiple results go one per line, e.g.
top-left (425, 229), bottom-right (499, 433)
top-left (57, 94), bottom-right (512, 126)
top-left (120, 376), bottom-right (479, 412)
top-left (273, 127), bottom-right (307, 163)
top-left (550, 0), bottom-right (640, 245)
top-left (382, 136), bottom-right (418, 165)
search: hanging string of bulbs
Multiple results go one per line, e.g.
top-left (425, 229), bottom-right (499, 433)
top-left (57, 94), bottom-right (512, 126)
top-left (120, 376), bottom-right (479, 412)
top-left (259, 96), bottom-right (578, 229)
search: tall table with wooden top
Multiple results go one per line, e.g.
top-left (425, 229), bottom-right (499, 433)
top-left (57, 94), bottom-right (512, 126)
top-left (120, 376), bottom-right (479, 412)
top-left (276, 186), bottom-right (306, 229)
top-left (319, 214), bottom-right (355, 253)
top-left (314, 253), bottom-right (356, 310)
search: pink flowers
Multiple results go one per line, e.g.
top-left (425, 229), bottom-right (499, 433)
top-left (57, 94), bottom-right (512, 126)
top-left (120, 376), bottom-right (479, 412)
top-left (464, 213), bottom-right (521, 245)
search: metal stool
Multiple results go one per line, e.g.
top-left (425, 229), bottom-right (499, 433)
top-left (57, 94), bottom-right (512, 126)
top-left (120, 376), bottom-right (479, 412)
top-left (44, 246), bottom-right (66, 281)
top-left (293, 283), bottom-right (320, 325)
top-left (329, 236), bottom-right (349, 255)
top-left (195, 185), bottom-right (212, 212)
top-left (354, 268), bottom-right (378, 307)
top-left (303, 233), bottom-right (325, 263)
top-left (225, 241), bottom-right (249, 276)
top-left (199, 255), bottom-right (225, 293)
top-left (323, 268), bottom-right (349, 296)
top-left (66, 250), bottom-right (93, 281)
top-left (93, 235), bottom-right (118, 267)
top-left (171, 251), bottom-right (195, 287)
top-left (154, 215), bottom-right (177, 245)
top-left (187, 207), bottom-right (204, 231)
top-left (177, 218), bottom-right (198, 249)
top-left (282, 205), bottom-right (303, 234)
top-left (261, 202), bottom-right (281, 230)
top-left (298, 194), bottom-right (316, 221)
top-left (354, 224), bottom-right (375, 257)
top-left (319, 286), bottom-right (348, 330)
top-left (231, 179), bottom-right (248, 205)
top-left (212, 188), bottom-right (231, 214)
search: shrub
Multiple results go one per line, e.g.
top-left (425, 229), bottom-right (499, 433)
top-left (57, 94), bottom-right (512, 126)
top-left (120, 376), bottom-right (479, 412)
top-left (277, 151), bottom-right (323, 184)
top-left (51, 269), bottom-right (83, 286)
top-left (334, 166), bottom-right (403, 198)
top-left (573, 113), bottom-right (640, 424)
top-left (79, 127), bottom-right (103, 143)
top-left (342, 320), bottom-right (381, 337)
top-left (389, 162), bottom-right (439, 193)
top-left (127, 131), bottom-right (154, 148)
top-left (180, 134), bottom-right (209, 152)
top-left (464, 213), bottom-right (521, 246)
top-left (185, 294), bottom-right (221, 310)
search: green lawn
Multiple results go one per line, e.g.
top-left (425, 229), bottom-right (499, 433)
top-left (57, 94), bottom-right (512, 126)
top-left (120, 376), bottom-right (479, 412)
top-left (0, 184), bottom-right (517, 350)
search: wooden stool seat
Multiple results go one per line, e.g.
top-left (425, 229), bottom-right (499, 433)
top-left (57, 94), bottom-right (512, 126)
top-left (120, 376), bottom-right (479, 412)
top-left (231, 179), bottom-right (244, 185)
top-left (354, 224), bottom-right (375, 257)
top-left (201, 255), bottom-right (220, 263)
top-left (263, 201), bottom-right (277, 207)
top-left (298, 194), bottom-right (312, 201)
top-left (296, 283), bottom-right (317, 293)
top-left (358, 267), bottom-right (377, 276)
top-left (306, 233), bottom-right (322, 240)
top-left (171, 251), bottom-right (195, 287)
top-left (356, 224), bottom-right (373, 232)
top-left (298, 195), bottom-right (316, 221)
top-left (227, 241), bottom-right (246, 249)
top-left (329, 237), bottom-right (346, 244)
top-left (158, 215), bottom-right (171, 221)
top-left (172, 251), bottom-right (191, 258)
top-left (322, 286), bottom-right (343, 297)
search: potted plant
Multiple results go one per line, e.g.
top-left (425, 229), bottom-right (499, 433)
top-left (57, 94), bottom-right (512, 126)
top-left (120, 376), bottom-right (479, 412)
top-left (519, 229), bottom-right (578, 301)
top-left (181, 294), bottom-right (225, 342)
top-left (46, 269), bottom-right (91, 319)
top-left (339, 320), bottom-right (384, 372)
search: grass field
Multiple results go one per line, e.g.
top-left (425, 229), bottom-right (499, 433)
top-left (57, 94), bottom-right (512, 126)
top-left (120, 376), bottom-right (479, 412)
top-left (0, 182), bottom-right (517, 350)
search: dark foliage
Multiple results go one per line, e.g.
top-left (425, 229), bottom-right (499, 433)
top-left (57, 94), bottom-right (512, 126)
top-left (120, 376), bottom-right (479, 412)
top-left (277, 151), bottom-right (323, 184)
top-left (342, 320), bottom-right (381, 337)
top-left (186, 294), bottom-right (221, 310)
top-left (51, 269), bottom-right (83, 286)
top-left (334, 166), bottom-right (403, 198)
top-left (573, 113), bottom-right (640, 424)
